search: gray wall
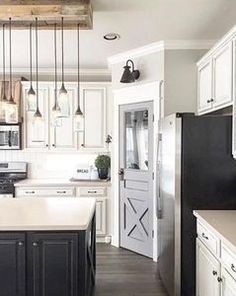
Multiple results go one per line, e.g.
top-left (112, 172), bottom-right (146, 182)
top-left (110, 48), bottom-right (207, 115)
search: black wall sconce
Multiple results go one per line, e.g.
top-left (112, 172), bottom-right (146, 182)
top-left (120, 59), bottom-right (140, 83)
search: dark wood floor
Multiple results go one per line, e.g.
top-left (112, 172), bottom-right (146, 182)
top-left (94, 243), bottom-right (168, 296)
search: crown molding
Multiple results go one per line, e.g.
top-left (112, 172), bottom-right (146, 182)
top-left (107, 40), bottom-right (216, 66)
top-left (0, 67), bottom-right (111, 77)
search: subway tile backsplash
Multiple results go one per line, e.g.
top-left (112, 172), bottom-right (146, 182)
top-left (0, 151), bottom-right (98, 179)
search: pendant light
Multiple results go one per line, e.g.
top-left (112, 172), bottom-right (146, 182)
top-left (75, 23), bottom-right (83, 123)
top-left (1, 24), bottom-right (8, 110)
top-left (5, 18), bottom-right (18, 123)
top-left (27, 23), bottom-right (36, 109)
top-left (33, 17), bottom-right (43, 123)
top-left (52, 23), bottom-right (61, 118)
top-left (58, 17), bottom-right (68, 101)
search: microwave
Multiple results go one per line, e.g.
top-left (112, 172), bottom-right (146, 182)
top-left (0, 123), bottom-right (21, 150)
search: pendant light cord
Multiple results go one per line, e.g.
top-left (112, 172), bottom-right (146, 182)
top-left (2, 24), bottom-right (6, 98)
top-left (77, 23), bottom-right (80, 106)
top-left (29, 23), bottom-right (33, 89)
top-left (61, 17), bottom-right (64, 84)
top-left (35, 17), bottom-right (39, 110)
top-left (54, 23), bottom-right (57, 105)
top-left (9, 18), bottom-right (13, 99)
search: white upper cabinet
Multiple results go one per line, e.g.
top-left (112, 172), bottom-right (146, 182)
top-left (23, 85), bottom-right (49, 149)
top-left (213, 43), bottom-right (233, 108)
top-left (79, 86), bottom-right (107, 151)
top-left (49, 85), bottom-right (78, 151)
top-left (22, 82), bottom-right (111, 152)
top-left (197, 28), bottom-right (234, 115)
top-left (198, 60), bottom-right (213, 113)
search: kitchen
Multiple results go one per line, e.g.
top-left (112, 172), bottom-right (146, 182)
top-left (0, 1), bottom-right (236, 296)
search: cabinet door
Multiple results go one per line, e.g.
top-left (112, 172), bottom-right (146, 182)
top-left (222, 268), bottom-right (236, 296)
top-left (80, 86), bottom-right (107, 151)
top-left (196, 239), bottom-right (221, 296)
top-left (24, 86), bottom-right (49, 149)
top-left (198, 60), bottom-right (213, 114)
top-left (96, 198), bottom-right (107, 236)
top-left (28, 233), bottom-right (78, 296)
top-left (213, 42), bottom-right (233, 108)
top-left (0, 233), bottom-right (25, 296)
top-left (50, 86), bottom-right (78, 150)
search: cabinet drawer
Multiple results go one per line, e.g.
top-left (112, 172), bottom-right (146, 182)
top-left (197, 222), bottom-right (220, 256)
top-left (16, 187), bottom-right (75, 197)
top-left (222, 244), bottom-right (236, 280)
top-left (77, 187), bottom-right (106, 197)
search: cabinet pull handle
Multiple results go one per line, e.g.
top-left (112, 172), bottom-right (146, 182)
top-left (18, 241), bottom-right (24, 246)
top-left (26, 191), bottom-right (35, 194)
top-left (202, 233), bottom-right (209, 240)
top-left (231, 264), bottom-right (236, 273)
top-left (88, 190), bottom-right (97, 194)
top-left (57, 191), bottom-right (66, 194)
top-left (32, 242), bottom-right (38, 247)
top-left (212, 270), bottom-right (217, 276)
top-left (217, 277), bottom-right (223, 283)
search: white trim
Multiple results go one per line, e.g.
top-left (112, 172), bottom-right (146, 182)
top-left (108, 40), bottom-right (215, 66)
top-left (0, 67), bottom-right (111, 77)
top-left (197, 25), bottom-right (236, 66)
top-left (111, 81), bottom-right (161, 262)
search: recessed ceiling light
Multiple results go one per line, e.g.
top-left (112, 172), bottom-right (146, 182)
top-left (103, 33), bottom-right (120, 41)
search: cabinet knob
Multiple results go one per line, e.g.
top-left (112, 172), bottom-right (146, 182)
top-left (46, 144), bottom-right (49, 147)
top-left (81, 144), bottom-right (84, 147)
top-left (18, 241), bottom-right (24, 246)
top-left (217, 277), bottom-right (223, 283)
top-left (52, 144), bottom-right (55, 147)
top-left (207, 99), bottom-right (211, 103)
top-left (32, 242), bottom-right (38, 247)
top-left (201, 233), bottom-right (209, 240)
top-left (212, 270), bottom-right (217, 276)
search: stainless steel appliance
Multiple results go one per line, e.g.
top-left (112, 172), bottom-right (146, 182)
top-left (0, 162), bottom-right (27, 198)
top-left (0, 123), bottom-right (21, 150)
top-left (158, 114), bottom-right (236, 296)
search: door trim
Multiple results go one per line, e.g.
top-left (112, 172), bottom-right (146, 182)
top-left (111, 81), bottom-right (162, 261)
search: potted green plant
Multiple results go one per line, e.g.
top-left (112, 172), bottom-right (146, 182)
top-left (95, 154), bottom-right (111, 180)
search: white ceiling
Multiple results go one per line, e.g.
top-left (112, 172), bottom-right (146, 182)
top-left (2, 0), bottom-right (236, 70)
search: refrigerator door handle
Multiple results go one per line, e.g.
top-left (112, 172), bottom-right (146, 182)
top-left (156, 132), bottom-right (162, 219)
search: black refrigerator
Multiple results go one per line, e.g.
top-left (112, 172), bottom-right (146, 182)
top-left (158, 113), bottom-right (236, 296)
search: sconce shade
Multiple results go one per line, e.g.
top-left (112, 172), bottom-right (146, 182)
top-left (120, 59), bottom-right (140, 83)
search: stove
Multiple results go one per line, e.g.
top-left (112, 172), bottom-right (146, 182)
top-left (0, 162), bottom-right (27, 198)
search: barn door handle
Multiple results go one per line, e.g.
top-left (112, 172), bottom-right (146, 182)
top-left (119, 168), bottom-right (124, 180)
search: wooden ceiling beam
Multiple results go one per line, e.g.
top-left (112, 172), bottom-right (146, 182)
top-left (0, 0), bottom-right (92, 29)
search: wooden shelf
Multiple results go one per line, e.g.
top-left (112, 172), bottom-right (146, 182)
top-left (0, 0), bottom-right (93, 29)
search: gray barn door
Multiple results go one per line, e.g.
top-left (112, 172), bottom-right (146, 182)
top-left (119, 101), bottom-right (153, 258)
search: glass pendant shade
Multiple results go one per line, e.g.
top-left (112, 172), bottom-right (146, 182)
top-left (33, 107), bottom-right (43, 124)
top-left (59, 83), bottom-right (68, 101)
top-left (27, 86), bottom-right (36, 108)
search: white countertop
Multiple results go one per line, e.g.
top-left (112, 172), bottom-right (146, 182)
top-left (14, 178), bottom-right (111, 187)
top-left (0, 197), bottom-right (96, 231)
top-left (194, 210), bottom-right (236, 251)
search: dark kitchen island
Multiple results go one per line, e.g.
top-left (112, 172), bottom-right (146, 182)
top-left (0, 197), bottom-right (96, 296)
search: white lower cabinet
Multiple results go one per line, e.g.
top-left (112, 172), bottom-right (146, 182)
top-left (95, 198), bottom-right (107, 236)
top-left (196, 239), bottom-right (221, 296)
top-left (222, 268), bottom-right (236, 296)
top-left (76, 186), bottom-right (110, 242)
top-left (196, 219), bottom-right (236, 296)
